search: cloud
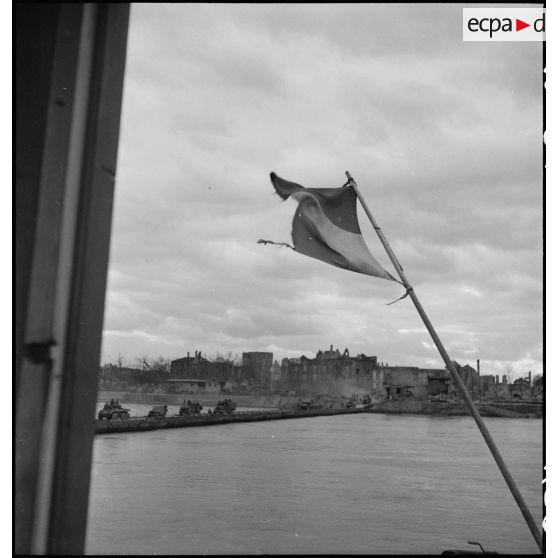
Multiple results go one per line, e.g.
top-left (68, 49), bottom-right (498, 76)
top-left (101, 4), bottom-right (543, 379)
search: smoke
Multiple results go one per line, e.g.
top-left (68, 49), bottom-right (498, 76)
top-left (297, 378), bottom-right (384, 399)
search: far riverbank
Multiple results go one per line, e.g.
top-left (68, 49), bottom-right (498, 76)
top-left (367, 398), bottom-right (542, 418)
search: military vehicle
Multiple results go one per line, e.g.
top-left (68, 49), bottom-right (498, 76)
top-left (179, 400), bottom-right (203, 416)
top-left (211, 399), bottom-right (237, 415)
top-left (97, 400), bottom-right (130, 420)
top-left (147, 404), bottom-right (168, 419)
top-left (296, 399), bottom-right (314, 411)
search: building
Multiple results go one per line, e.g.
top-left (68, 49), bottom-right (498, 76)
top-left (427, 370), bottom-right (451, 395)
top-left (98, 364), bottom-right (168, 390)
top-left (382, 366), bottom-right (429, 398)
top-left (532, 375), bottom-right (543, 399)
top-left (479, 374), bottom-right (497, 396)
top-left (170, 350), bottom-right (234, 383)
top-left (164, 378), bottom-right (221, 394)
top-left (280, 346), bottom-right (382, 394)
top-left (270, 360), bottom-right (282, 390)
top-left (279, 345), bottom-right (464, 397)
top-left (510, 377), bottom-right (531, 399)
top-left (242, 352), bottom-right (273, 387)
top-left (450, 362), bottom-right (480, 393)
top-left (382, 366), bottom-right (449, 398)
top-left (449, 364), bottom-right (539, 400)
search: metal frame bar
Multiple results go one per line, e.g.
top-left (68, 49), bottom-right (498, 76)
top-left (15, 4), bottom-right (130, 554)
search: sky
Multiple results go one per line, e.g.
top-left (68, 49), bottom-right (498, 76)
top-left (100, 3), bottom-right (543, 379)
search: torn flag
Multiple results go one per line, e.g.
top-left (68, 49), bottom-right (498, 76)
top-left (267, 172), bottom-right (396, 281)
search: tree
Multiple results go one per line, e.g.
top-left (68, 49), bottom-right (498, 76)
top-left (226, 351), bottom-right (242, 365)
top-left (150, 356), bottom-right (171, 373)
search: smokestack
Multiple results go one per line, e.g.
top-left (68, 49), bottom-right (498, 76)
top-left (330, 344), bottom-right (333, 351)
top-left (187, 352), bottom-right (190, 358)
top-left (477, 359), bottom-right (480, 375)
top-left (529, 370), bottom-right (532, 386)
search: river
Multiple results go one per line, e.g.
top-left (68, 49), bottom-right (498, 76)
top-left (85, 413), bottom-right (543, 555)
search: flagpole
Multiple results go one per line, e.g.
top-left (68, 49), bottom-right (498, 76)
top-left (346, 171), bottom-right (543, 551)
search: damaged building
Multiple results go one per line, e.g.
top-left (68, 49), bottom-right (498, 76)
top-left (167, 348), bottom-right (539, 400)
top-left (279, 345), bottom-right (448, 397)
top-left (280, 345), bottom-right (383, 394)
top-left (242, 352), bottom-right (273, 387)
top-left (169, 350), bottom-right (274, 391)
top-left (381, 366), bottom-right (448, 399)
top-left (277, 347), bottom-right (531, 401)
top-left (170, 350), bottom-right (234, 384)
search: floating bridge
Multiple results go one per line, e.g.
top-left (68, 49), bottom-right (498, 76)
top-left (95, 407), bottom-right (368, 435)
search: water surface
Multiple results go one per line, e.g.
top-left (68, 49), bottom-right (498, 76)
top-left (86, 413), bottom-right (542, 554)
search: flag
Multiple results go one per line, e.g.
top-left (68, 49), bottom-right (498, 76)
top-left (266, 172), bottom-right (396, 280)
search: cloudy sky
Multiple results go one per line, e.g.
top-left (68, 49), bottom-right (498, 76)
top-left (100, 3), bottom-right (543, 378)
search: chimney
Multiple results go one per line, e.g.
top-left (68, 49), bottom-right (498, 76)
top-left (476, 359), bottom-right (480, 375)
top-left (502, 374), bottom-right (507, 385)
top-left (529, 370), bottom-right (532, 386)
top-left (330, 344), bottom-right (333, 351)
top-left (187, 352), bottom-right (190, 358)
top-left (496, 374), bottom-right (500, 384)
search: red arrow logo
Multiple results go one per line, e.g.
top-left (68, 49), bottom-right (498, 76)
top-left (516, 19), bottom-right (530, 31)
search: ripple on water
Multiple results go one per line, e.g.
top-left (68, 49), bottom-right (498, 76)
top-left (86, 414), bottom-right (543, 555)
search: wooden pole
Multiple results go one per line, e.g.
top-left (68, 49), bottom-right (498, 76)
top-left (346, 171), bottom-right (543, 552)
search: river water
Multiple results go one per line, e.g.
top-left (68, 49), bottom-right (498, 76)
top-left (85, 413), bottom-right (543, 555)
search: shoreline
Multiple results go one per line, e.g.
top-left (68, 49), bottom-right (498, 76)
top-left (366, 398), bottom-right (542, 418)
top-left (95, 407), bottom-right (368, 435)
top-left (98, 390), bottom-right (541, 419)
top-left (97, 390), bottom-right (299, 409)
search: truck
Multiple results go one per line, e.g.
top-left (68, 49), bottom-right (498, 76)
top-left (211, 399), bottom-right (237, 415)
top-left (179, 400), bottom-right (203, 416)
top-left (147, 404), bottom-right (168, 419)
top-left (296, 399), bottom-right (314, 411)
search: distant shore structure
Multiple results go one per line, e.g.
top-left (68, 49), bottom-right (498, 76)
top-left (99, 346), bottom-right (540, 401)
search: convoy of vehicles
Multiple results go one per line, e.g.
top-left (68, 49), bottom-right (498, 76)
top-left (97, 393), bottom-right (372, 422)
top-left (97, 399), bottom-right (237, 420)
